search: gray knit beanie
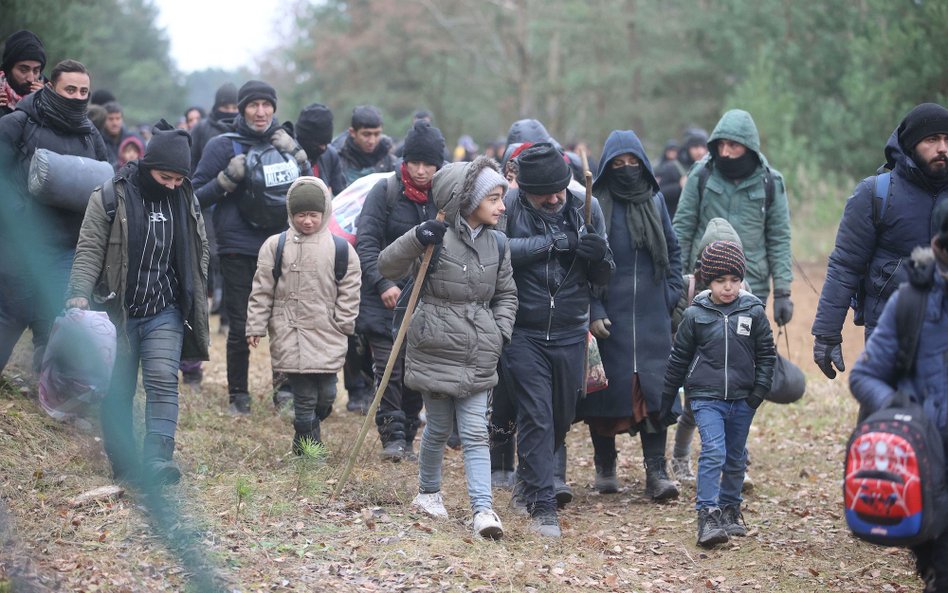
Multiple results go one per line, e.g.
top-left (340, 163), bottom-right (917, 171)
top-left (462, 167), bottom-right (508, 217)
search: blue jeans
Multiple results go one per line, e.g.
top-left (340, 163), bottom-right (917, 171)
top-left (418, 391), bottom-right (492, 513)
top-left (101, 307), bottom-right (183, 470)
top-left (691, 397), bottom-right (756, 510)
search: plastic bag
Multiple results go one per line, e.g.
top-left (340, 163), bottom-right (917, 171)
top-left (327, 172), bottom-right (394, 245)
top-left (585, 332), bottom-right (608, 394)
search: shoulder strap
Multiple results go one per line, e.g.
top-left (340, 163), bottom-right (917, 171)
top-left (385, 175), bottom-right (400, 214)
top-left (102, 178), bottom-right (121, 223)
top-left (696, 163), bottom-right (712, 208)
top-left (871, 172), bottom-right (892, 231)
top-left (762, 167), bottom-right (775, 210)
top-left (491, 229), bottom-right (507, 262)
top-left (331, 234), bottom-right (348, 283)
top-left (893, 279), bottom-right (929, 377)
top-left (272, 231), bottom-right (287, 282)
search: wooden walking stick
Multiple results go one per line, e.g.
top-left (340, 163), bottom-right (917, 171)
top-left (332, 210), bottom-right (446, 500)
top-left (580, 148), bottom-right (593, 226)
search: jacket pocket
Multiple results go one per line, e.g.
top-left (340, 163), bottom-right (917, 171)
top-left (870, 257), bottom-right (904, 302)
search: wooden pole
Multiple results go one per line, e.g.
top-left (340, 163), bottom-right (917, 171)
top-left (332, 210), bottom-right (446, 500)
top-left (580, 148), bottom-right (593, 226)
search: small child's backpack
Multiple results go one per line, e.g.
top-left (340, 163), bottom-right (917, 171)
top-left (223, 132), bottom-right (300, 230)
top-left (844, 270), bottom-right (948, 547)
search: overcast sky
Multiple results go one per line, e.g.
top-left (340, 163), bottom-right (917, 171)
top-left (153, 0), bottom-right (280, 72)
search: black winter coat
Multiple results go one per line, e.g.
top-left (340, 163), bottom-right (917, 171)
top-left (313, 144), bottom-right (347, 195)
top-left (0, 90), bottom-right (109, 252)
top-left (190, 113), bottom-right (235, 174)
top-left (503, 188), bottom-right (614, 340)
top-left (355, 175), bottom-right (436, 336)
top-left (665, 291), bottom-right (775, 401)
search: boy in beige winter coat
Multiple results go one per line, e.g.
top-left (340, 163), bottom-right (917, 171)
top-left (246, 177), bottom-right (361, 452)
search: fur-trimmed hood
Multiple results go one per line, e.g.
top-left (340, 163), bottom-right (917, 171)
top-left (431, 156), bottom-right (507, 227)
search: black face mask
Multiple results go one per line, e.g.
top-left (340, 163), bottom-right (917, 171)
top-left (608, 165), bottom-right (651, 202)
top-left (137, 166), bottom-right (174, 202)
top-left (302, 142), bottom-right (326, 161)
top-left (715, 151), bottom-right (759, 180)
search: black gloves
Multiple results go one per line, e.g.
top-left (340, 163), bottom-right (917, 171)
top-left (773, 290), bottom-right (794, 326)
top-left (813, 334), bottom-right (845, 379)
top-left (747, 386), bottom-right (767, 409)
top-left (415, 220), bottom-right (448, 246)
top-left (576, 233), bottom-right (607, 262)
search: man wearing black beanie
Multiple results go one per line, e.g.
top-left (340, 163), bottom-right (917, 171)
top-left (814, 102), bottom-right (948, 380)
top-left (190, 82), bottom-right (239, 172)
top-left (296, 103), bottom-right (346, 195)
top-left (498, 141), bottom-right (614, 537)
top-left (1, 29), bottom-right (46, 115)
top-left (67, 120), bottom-right (209, 487)
top-left (338, 104), bottom-right (396, 186)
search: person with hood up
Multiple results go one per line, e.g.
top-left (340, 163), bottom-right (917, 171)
top-left (813, 103), bottom-right (948, 381)
top-left (245, 177), bottom-right (361, 452)
top-left (355, 121), bottom-right (446, 461)
top-left (576, 130), bottom-right (683, 502)
top-left (66, 122), bottom-right (209, 486)
top-left (295, 103), bottom-right (346, 196)
top-left (0, 30), bottom-right (46, 116)
top-left (654, 139), bottom-right (687, 218)
top-left (377, 156), bottom-right (517, 540)
top-left (673, 109), bottom-right (793, 326)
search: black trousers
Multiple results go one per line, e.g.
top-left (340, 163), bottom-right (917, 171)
top-left (219, 254), bottom-right (257, 401)
top-left (367, 333), bottom-right (423, 445)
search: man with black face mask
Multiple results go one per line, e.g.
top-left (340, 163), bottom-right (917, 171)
top-left (0, 30), bottom-right (46, 116)
top-left (813, 102), bottom-right (948, 381)
top-left (190, 82), bottom-right (239, 173)
top-left (296, 103), bottom-right (346, 195)
top-left (673, 109), bottom-right (793, 325)
top-left (0, 59), bottom-right (109, 374)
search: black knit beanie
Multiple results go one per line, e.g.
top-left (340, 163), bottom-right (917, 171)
top-left (141, 120), bottom-right (192, 175)
top-left (90, 89), bottom-right (115, 107)
top-left (237, 80), bottom-right (277, 113)
top-left (2, 30), bottom-right (46, 75)
top-left (213, 82), bottom-right (238, 110)
top-left (296, 103), bottom-right (334, 146)
top-left (899, 103), bottom-right (948, 153)
top-left (403, 121), bottom-right (446, 167)
top-left (700, 240), bottom-right (746, 284)
top-left (516, 142), bottom-right (572, 194)
top-left (351, 105), bottom-right (382, 129)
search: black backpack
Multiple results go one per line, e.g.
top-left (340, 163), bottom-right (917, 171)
top-left (223, 133), bottom-right (300, 230)
top-left (850, 172), bottom-right (894, 326)
top-left (844, 266), bottom-right (948, 547)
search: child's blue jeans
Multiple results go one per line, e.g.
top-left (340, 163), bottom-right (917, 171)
top-left (418, 391), bottom-right (492, 513)
top-left (691, 397), bottom-right (756, 511)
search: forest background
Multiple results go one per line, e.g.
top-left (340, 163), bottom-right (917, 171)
top-left (2, 0), bottom-right (948, 255)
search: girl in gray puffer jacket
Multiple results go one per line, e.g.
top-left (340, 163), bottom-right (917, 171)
top-left (378, 157), bottom-right (518, 540)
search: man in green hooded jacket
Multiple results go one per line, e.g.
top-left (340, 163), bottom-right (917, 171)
top-left (672, 109), bottom-right (793, 325)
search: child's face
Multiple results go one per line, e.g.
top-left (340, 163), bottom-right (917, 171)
top-left (467, 186), bottom-right (506, 227)
top-left (293, 211), bottom-right (323, 235)
top-left (709, 274), bottom-right (741, 305)
top-left (120, 144), bottom-right (141, 163)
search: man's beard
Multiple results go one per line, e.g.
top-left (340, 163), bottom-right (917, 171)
top-left (921, 155), bottom-right (948, 180)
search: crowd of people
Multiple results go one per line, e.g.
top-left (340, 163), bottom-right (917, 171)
top-left (2, 29), bottom-right (948, 587)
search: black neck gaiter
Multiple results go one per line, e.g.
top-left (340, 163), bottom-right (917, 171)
top-left (715, 151), bottom-right (759, 180)
top-left (37, 86), bottom-right (92, 134)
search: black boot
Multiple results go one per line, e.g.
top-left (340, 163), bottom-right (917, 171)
top-left (594, 455), bottom-right (619, 494)
top-left (143, 434), bottom-right (181, 486)
top-left (553, 445), bottom-right (573, 507)
top-left (293, 419), bottom-right (322, 455)
top-left (644, 457), bottom-right (679, 501)
top-left (377, 410), bottom-right (407, 462)
top-left (697, 508), bottom-right (729, 547)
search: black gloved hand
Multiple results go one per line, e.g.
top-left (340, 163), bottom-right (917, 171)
top-left (415, 220), bottom-right (448, 246)
top-left (659, 390), bottom-right (678, 422)
top-left (813, 334), bottom-right (845, 379)
top-left (773, 290), bottom-right (794, 326)
top-left (747, 386), bottom-right (767, 409)
top-left (576, 233), bottom-right (607, 262)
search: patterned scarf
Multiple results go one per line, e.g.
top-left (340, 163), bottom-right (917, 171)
top-left (400, 162), bottom-right (431, 205)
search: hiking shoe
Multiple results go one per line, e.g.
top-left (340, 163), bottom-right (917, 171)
top-left (644, 457), bottom-right (680, 501)
top-left (554, 479), bottom-right (573, 508)
top-left (381, 440), bottom-right (406, 462)
top-left (472, 509), bottom-right (504, 540)
top-left (411, 492), bottom-right (448, 519)
top-left (529, 513), bottom-right (561, 538)
top-left (509, 481), bottom-right (529, 517)
top-left (594, 467), bottom-right (619, 494)
top-left (346, 389), bottom-right (372, 414)
top-left (742, 471), bottom-right (755, 493)
top-left (491, 470), bottom-right (514, 490)
top-left (696, 508), bottom-right (729, 548)
top-left (721, 504), bottom-right (747, 537)
top-left (228, 393), bottom-right (251, 416)
top-left (671, 456), bottom-right (695, 483)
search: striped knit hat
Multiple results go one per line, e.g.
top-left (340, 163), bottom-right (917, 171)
top-left (700, 240), bottom-right (746, 284)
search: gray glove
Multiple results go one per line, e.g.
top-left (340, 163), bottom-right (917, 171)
top-left (217, 154), bottom-right (247, 193)
top-left (590, 318), bottom-right (612, 339)
top-left (813, 334), bottom-right (845, 379)
top-left (271, 128), bottom-right (307, 165)
top-left (773, 290), bottom-right (794, 326)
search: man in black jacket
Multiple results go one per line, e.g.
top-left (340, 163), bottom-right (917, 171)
top-left (296, 103), bottom-right (346, 195)
top-left (191, 80), bottom-right (309, 414)
top-left (0, 59), bottom-right (109, 373)
top-left (338, 105), bottom-right (396, 186)
top-left (190, 83), bottom-right (238, 173)
top-left (0, 30), bottom-right (46, 116)
top-left (501, 143), bottom-right (614, 537)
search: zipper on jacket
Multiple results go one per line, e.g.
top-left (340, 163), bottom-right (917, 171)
top-left (687, 354), bottom-right (700, 378)
top-left (723, 314), bottom-right (729, 400)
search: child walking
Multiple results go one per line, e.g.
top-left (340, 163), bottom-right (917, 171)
top-left (377, 157), bottom-right (518, 539)
top-left (246, 177), bottom-right (361, 452)
top-left (661, 240), bottom-right (775, 547)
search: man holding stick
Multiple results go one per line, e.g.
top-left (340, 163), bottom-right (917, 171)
top-left (500, 142), bottom-right (614, 537)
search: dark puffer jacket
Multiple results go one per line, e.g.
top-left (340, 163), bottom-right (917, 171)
top-left (502, 187), bottom-right (614, 340)
top-left (355, 174), bottom-right (436, 336)
top-left (812, 128), bottom-right (948, 338)
top-left (189, 111), bottom-right (235, 173)
top-left (664, 291), bottom-right (775, 401)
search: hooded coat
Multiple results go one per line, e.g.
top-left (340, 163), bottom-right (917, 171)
top-left (376, 158), bottom-right (518, 398)
top-left (245, 177), bottom-right (361, 373)
top-left (812, 128), bottom-right (948, 338)
top-left (578, 130), bottom-right (683, 420)
top-left (672, 110), bottom-right (792, 304)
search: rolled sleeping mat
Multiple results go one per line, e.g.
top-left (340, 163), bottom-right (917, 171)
top-left (28, 148), bottom-right (115, 212)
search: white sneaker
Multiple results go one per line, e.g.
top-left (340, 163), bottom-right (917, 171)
top-left (472, 509), bottom-right (504, 540)
top-left (411, 492), bottom-right (448, 519)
